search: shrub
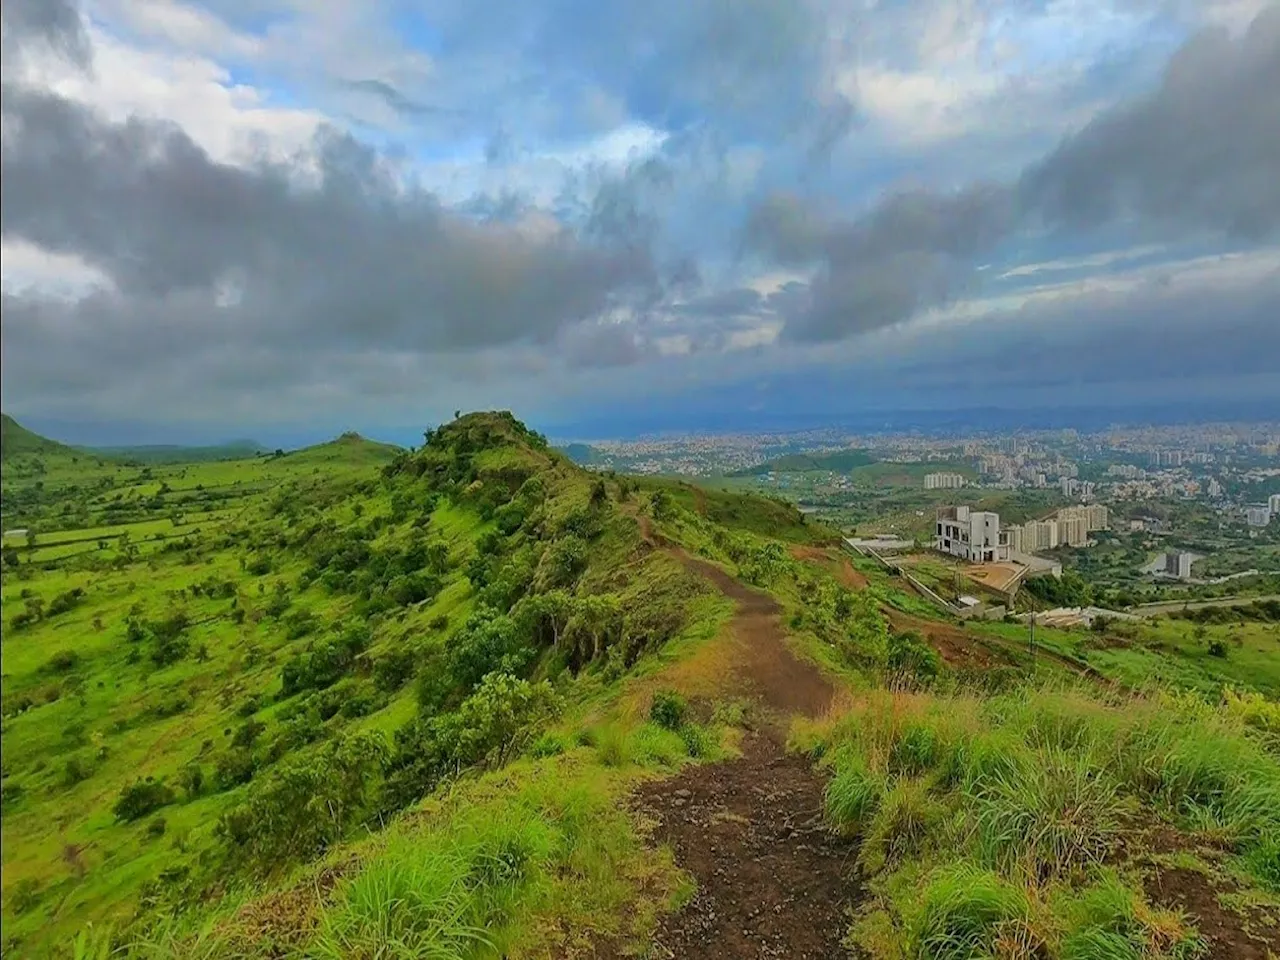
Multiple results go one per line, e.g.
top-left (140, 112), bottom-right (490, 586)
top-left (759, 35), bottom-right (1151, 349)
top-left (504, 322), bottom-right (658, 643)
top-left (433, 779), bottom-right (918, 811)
top-left (178, 762), bottom-right (205, 799)
top-left (213, 748), bottom-right (257, 790)
top-left (911, 864), bottom-right (1030, 960)
top-left (45, 649), bottom-right (80, 673)
top-left (219, 732), bottom-right (388, 868)
top-left (858, 778), bottom-right (946, 874)
top-left (886, 631), bottom-right (941, 687)
top-left (113, 779), bottom-right (176, 822)
top-left (649, 689), bottom-right (689, 731)
top-left (373, 648), bottom-right (418, 693)
top-left (971, 750), bottom-right (1128, 877)
top-left (62, 756), bottom-right (91, 788)
top-left (825, 753), bottom-right (886, 833)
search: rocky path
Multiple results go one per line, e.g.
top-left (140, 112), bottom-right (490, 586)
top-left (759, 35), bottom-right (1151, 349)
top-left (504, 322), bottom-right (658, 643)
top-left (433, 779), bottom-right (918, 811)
top-left (629, 550), bottom-right (860, 959)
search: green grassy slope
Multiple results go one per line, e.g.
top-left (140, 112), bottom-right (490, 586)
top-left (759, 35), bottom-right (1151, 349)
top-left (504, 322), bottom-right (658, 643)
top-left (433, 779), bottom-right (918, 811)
top-left (4, 411), bottom-right (1277, 959)
top-left (0, 412), bottom-right (719, 956)
top-left (1, 414), bottom-right (79, 460)
top-left (637, 476), bottom-right (838, 544)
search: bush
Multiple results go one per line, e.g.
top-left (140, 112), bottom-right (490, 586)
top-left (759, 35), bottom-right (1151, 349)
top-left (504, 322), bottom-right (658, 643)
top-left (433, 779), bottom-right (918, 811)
top-left (178, 762), bottom-right (205, 799)
top-left (649, 690), bottom-right (689, 731)
top-left (62, 756), bottom-right (91, 788)
top-left (886, 631), bottom-right (941, 686)
top-left (45, 649), bottom-right (80, 673)
top-left (911, 864), bottom-right (1030, 960)
top-left (971, 750), bottom-right (1128, 877)
top-left (825, 753), bottom-right (886, 833)
top-left (213, 748), bottom-right (257, 790)
top-left (113, 778), bottom-right (176, 822)
top-left (219, 732), bottom-right (389, 868)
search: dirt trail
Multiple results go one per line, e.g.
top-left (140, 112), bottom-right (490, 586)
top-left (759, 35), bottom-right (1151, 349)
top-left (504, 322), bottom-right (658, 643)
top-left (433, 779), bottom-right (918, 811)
top-left (628, 548), bottom-right (860, 959)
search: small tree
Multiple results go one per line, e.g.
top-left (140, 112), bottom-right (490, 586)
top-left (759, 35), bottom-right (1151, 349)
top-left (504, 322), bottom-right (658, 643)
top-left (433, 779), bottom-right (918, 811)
top-left (113, 779), bottom-right (175, 822)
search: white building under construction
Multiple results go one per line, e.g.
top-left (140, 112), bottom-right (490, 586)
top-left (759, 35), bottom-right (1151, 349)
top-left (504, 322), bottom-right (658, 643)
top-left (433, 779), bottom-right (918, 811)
top-left (934, 506), bottom-right (1009, 563)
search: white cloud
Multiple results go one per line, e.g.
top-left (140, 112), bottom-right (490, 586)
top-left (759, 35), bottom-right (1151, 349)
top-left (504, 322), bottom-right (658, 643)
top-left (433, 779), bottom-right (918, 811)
top-left (14, 16), bottom-right (324, 165)
top-left (994, 244), bottom-right (1170, 280)
top-left (91, 0), bottom-right (263, 59)
top-left (0, 239), bottom-right (114, 299)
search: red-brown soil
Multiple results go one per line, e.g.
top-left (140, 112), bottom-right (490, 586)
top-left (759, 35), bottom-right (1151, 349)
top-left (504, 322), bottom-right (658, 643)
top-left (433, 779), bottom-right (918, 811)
top-left (633, 736), bottom-right (859, 960)
top-left (623, 550), bottom-right (859, 959)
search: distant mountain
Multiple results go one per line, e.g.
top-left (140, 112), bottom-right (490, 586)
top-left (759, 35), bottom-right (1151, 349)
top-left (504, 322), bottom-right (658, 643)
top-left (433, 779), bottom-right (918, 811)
top-left (0, 414), bottom-right (77, 460)
top-left (88, 440), bottom-right (270, 464)
top-left (730, 448), bottom-right (877, 476)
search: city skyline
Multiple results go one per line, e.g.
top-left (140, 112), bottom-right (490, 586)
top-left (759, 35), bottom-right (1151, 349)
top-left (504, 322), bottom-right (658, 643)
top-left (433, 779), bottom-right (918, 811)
top-left (2, 0), bottom-right (1278, 440)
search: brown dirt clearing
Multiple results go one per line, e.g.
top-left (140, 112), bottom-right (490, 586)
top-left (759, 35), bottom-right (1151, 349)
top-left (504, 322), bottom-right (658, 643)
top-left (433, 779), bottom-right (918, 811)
top-left (1147, 865), bottom-right (1280, 960)
top-left (788, 545), bottom-right (870, 590)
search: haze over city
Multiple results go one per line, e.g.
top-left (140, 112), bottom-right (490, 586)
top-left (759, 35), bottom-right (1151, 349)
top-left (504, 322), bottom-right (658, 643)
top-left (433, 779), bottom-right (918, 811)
top-left (2, 0), bottom-right (1278, 447)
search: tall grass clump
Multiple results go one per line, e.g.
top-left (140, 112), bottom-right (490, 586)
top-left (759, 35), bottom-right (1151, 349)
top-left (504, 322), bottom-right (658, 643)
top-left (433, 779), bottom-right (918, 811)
top-left (311, 845), bottom-right (492, 960)
top-left (824, 750), bottom-right (887, 833)
top-left (1056, 871), bottom-right (1198, 960)
top-left (909, 863), bottom-right (1032, 960)
top-left (970, 750), bottom-right (1130, 878)
top-left (858, 777), bottom-right (947, 874)
top-left (304, 758), bottom-right (663, 959)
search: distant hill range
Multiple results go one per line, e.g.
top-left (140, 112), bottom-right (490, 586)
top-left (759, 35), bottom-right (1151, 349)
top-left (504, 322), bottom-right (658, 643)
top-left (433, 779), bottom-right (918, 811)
top-left (0, 413), bottom-right (405, 465)
top-left (730, 448), bottom-right (876, 476)
top-left (88, 440), bottom-right (271, 464)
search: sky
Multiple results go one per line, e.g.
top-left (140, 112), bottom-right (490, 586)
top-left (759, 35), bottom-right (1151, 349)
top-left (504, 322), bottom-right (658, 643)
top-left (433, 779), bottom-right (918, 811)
top-left (1, 0), bottom-right (1277, 444)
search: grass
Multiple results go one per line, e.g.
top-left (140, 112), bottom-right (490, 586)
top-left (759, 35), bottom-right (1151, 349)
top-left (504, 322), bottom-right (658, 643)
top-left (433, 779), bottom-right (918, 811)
top-left (802, 682), bottom-right (1277, 958)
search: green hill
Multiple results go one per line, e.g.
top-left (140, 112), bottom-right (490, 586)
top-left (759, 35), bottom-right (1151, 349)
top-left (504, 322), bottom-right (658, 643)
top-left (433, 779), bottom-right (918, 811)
top-left (730, 448), bottom-right (877, 475)
top-left (3, 410), bottom-right (1276, 960)
top-left (0, 411), bottom-right (719, 954)
top-left (0, 414), bottom-right (76, 460)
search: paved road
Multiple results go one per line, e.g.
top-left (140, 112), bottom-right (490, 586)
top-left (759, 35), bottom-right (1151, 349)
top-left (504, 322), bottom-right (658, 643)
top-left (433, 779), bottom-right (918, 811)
top-left (1131, 594), bottom-right (1280, 616)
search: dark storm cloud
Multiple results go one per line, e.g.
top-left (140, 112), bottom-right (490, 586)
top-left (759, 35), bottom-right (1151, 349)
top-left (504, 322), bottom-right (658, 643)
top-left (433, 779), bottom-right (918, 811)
top-left (748, 6), bottom-right (1280, 342)
top-left (895, 266), bottom-right (1280, 391)
top-left (1021, 5), bottom-right (1280, 239)
top-left (0, 0), bottom-right (90, 66)
top-left (0, 86), bottom-right (655, 357)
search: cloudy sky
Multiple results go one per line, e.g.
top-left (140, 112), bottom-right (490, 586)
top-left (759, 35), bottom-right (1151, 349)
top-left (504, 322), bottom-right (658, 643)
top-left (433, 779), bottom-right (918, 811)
top-left (2, 0), bottom-right (1277, 443)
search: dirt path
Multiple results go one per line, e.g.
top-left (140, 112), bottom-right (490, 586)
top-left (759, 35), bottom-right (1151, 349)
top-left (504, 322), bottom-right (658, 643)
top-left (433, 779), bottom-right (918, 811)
top-left (628, 550), bottom-right (860, 959)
